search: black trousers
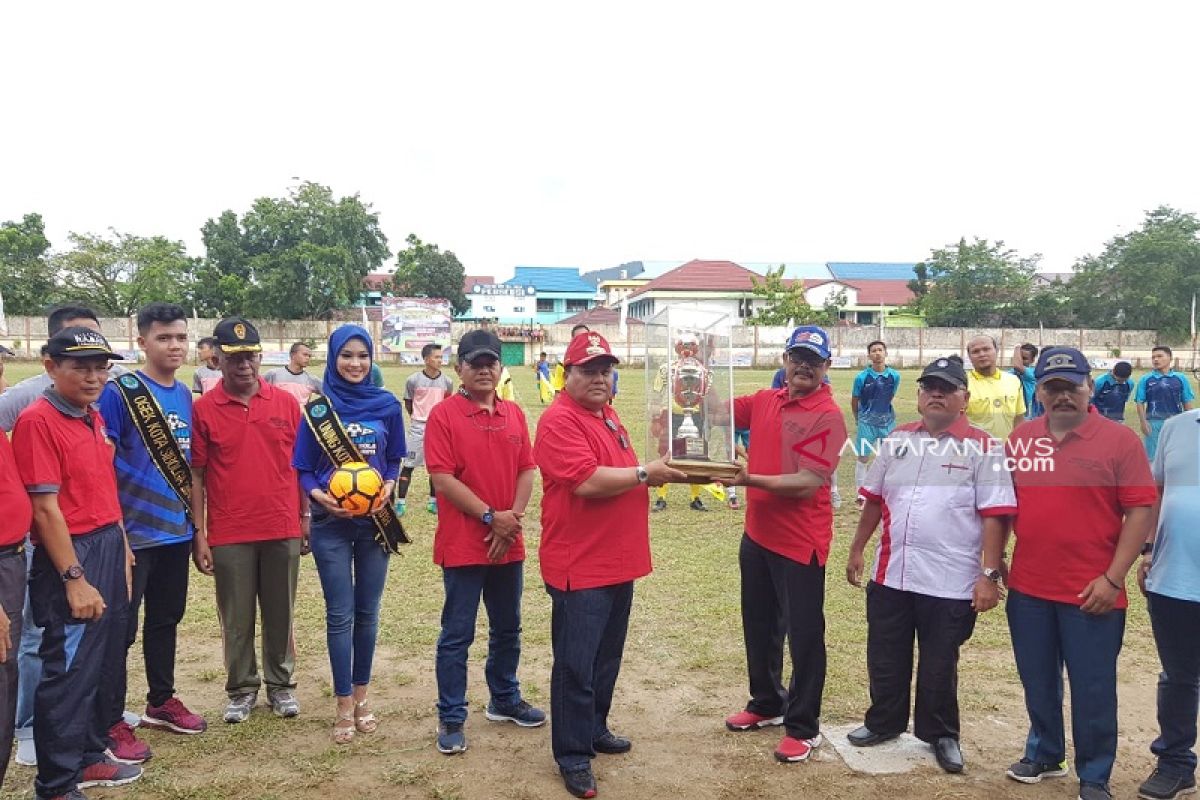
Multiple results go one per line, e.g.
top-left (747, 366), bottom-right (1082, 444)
top-left (0, 547), bottom-right (27, 789)
top-left (738, 533), bottom-right (826, 740)
top-left (30, 524), bottom-right (128, 799)
top-left (864, 581), bottom-right (977, 742)
top-left (106, 540), bottom-right (191, 727)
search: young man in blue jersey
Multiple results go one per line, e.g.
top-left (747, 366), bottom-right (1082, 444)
top-left (851, 341), bottom-right (900, 507)
top-left (1092, 361), bottom-right (1134, 422)
top-left (1136, 346), bottom-right (1195, 459)
top-left (98, 303), bottom-right (207, 765)
top-left (1010, 344), bottom-right (1044, 420)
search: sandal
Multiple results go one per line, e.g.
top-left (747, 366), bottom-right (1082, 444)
top-left (333, 709), bottom-right (356, 744)
top-left (354, 699), bottom-right (378, 734)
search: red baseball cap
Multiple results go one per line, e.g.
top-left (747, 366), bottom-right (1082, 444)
top-left (564, 331), bottom-right (619, 367)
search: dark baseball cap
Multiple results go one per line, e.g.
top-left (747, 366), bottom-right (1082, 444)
top-left (1035, 346), bottom-right (1091, 386)
top-left (458, 330), bottom-right (502, 363)
top-left (213, 317), bottom-right (262, 354)
top-left (45, 326), bottom-right (125, 360)
top-left (785, 325), bottom-right (831, 360)
top-left (918, 356), bottom-right (967, 389)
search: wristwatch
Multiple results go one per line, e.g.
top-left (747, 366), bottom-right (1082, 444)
top-left (982, 567), bottom-right (1003, 583)
top-left (636, 466), bottom-right (649, 483)
top-left (481, 507), bottom-right (495, 526)
top-left (61, 564), bottom-right (84, 582)
top-left (1140, 541), bottom-right (1154, 556)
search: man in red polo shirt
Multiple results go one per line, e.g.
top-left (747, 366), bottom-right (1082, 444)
top-left (191, 317), bottom-right (308, 726)
top-left (534, 331), bottom-right (683, 799)
top-left (1003, 346), bottom-right (1155, 800)
top-left (723, 324), bottom-right (848, 765)
top-left (12, 327), bottom-right (143, 798)
top-left (0, 406), bottom-right (33, 788)
top-left (423, 329), bottom-right (544, 756)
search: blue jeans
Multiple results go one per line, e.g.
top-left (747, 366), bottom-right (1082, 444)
top-left (1007, 588), bottom-right (1126, 786)
top-left (309, 518), bottom-right (390, 697)
top-left (436, 562), bottom-right (525, 724)
top-left (16, 543), bottom-right (84, 745)
top-left (1148, 592), bottom-right (1200, 779)
top-left (546, 581), bottom-right (633, 771)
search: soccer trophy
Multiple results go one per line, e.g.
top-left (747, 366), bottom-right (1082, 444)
top-left (645, 309), bottom-right (739, 483)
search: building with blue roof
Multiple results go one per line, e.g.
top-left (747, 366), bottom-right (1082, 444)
top-left (827, 262), bottom-right (920, 281)
top-left (504, 266), bottom-right (597, 324)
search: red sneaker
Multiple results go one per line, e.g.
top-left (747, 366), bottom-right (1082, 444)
top-left (724, 710), bottom-right (784, 731)
top-left (143, 697), bottom-right (208, 734)
top-left (106, 721), bottom-right (152, 764)
top-left (774, 733), bottom-right (823, 763)
top-left (80, 755), bottom-right (143, 787)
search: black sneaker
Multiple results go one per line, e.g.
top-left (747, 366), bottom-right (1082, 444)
top-left (485, 699), bottom-right (546, 728)
top-left (652, 499), bottom-right (668, 512)
top-left (689, 498), bottom-right (709, 512)
top-left (560, 765), bottom-right (597, 798)
top-left (1006, 758), bottom-right (1068, 783)
top-left (1138, 769), bottom-right (1197, 800)
top-left (1079, 782), bottom-right (1113, 800)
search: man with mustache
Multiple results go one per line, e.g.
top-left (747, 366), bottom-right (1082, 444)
top-left (845, 355), bottom-right (1014, 773)
top-left (723, 325), bottom-right (848, 764)
top-left (1004, 347), bottom-right (1155, 800)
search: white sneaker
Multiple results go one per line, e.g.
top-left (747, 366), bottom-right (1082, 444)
top-left (15, 736), bottom-right (36, 766)
top-left (830, 489), bottom-right (843, 509)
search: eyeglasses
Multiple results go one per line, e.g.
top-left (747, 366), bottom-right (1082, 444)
top-left (604, 417), bottom-right (628, 450)
top-left (787, 351), bottom-right (823, 367)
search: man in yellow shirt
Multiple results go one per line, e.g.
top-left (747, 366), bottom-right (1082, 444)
top-left (965, 335), bottom-right (1026, 437)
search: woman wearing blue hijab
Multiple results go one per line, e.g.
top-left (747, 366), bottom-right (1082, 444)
top-left (293, 325), bottom-right (405, 744)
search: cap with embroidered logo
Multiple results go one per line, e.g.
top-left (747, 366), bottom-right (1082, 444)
top-left (45, 326), bottom-right (125, 360)
top-left (785, 325), bottom-right (831, 360)
top-left (918, 356), bottom-right (967, 389)
top-left (1035, 346), bottom-right (1091, 386)
top-left (213, 317), bottom-right (262, 354)
top-left (565, 331), bottom-right (619, 366)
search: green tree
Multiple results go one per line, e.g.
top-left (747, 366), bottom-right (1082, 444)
top-left (0, 213), bottom-right (58, 315)
top-left (747, 265), bottom-right (815, 326)
top-left (1068, 206), bottom-right (1200, 336)
top-left (200, 181), bottom-right (391, 319)
top-left (390, 234), bottom-right (468, 315)
top-left (55, 230), bottom-right (195, 315)
top-left (919, 237), bottom-right (1039, 327)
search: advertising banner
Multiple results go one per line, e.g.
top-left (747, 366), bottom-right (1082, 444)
top-left (380, 297), bottom-right (453, 363)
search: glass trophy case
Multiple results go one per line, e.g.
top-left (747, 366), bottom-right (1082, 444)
top-left (644, 305), bottom-right (739, 482)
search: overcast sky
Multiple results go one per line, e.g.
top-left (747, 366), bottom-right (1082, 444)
top-left (4, 1), bottom-right (1198, 281)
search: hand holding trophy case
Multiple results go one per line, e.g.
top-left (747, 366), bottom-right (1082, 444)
top-left (645, 306), bottom-right (740, 483)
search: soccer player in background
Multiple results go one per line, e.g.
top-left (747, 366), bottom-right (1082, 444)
top-left (850, 341), bottom-right (899, 506)
top-left (1136, 346), bottom-right (1194, 459)
top-left (395, 343), bottom-right (453, 516)
top-left (263, 341), bottom-right (323, 402)
top-left (192, 336), bottom-right (222, 395)
top-left (965, 335), bottom-right (1026, 438)
top-left (1011, 343), bottom-right (1044, 420)
top-left (1092, 361), bottom-right (1134, 422)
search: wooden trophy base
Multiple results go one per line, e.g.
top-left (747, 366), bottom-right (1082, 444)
top-left (667, 458), bottom-right (742, 484)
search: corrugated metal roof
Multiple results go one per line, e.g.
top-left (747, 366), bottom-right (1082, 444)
top-left (827, 262), bottom-right (919, 280)
top-left (504, 266), bottom-right (595, 293)
top-left (743, 262), bottom-right (832, 280)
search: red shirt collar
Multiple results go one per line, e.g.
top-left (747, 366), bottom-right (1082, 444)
top-left (773, 382), bottom-right (834, 409)
top-left (210, 377), bottom-right (275, 405)
top-left (453, 391), bottom-right (510, 417)
top-left (1022, 405), bottom-right (1103, 442)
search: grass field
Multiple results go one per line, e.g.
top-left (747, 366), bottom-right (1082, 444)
top-left (0, 359), bottom-right (1166, 800)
